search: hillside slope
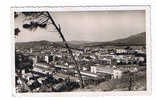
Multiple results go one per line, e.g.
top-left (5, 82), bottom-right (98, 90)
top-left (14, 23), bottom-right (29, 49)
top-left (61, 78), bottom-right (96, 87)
top-left (111, 32), bottom-right (146, 45)
top-left (15, 32), bottom-right (146, 48)
top-left (83, 32), bottom-right (146, 47)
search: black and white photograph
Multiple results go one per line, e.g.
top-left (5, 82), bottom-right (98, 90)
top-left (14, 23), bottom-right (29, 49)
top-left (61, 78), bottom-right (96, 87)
top-left (12, 6), bottom-right (151, 95)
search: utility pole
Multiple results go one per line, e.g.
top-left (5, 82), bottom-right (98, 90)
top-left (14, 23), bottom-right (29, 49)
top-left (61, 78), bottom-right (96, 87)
top-left (46, 12), bottom-right (84, 88)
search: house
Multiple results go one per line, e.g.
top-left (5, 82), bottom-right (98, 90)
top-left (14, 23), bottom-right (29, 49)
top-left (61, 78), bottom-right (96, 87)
top-left (30, 48), bottom-right (41, 53)
top-left (32, 56), bottom-right (38, 66)
top-left (113, 69), bottom-right (122, 79)
top-left (99, 58), bottom-right (112, 65)
top-left (45, 55), bottom-right (49, 63)
top-left (116, 48), bottom-right (128, 54)
top-left (44, 55), bottom-right (53, 63)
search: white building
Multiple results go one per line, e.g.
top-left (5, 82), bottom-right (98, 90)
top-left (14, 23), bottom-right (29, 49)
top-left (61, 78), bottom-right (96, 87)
top-left (91, 66), bottom-right (97, 73)
top-left (113, 69), bottom-right (122, 79)
top-left (90, 65), bottom-right (128, 79)
top-left (33, 62), bottom-right (54, 74)
top-left (45, 55), bottom-right (49, 63)
top-left (116, 49), bottom-right (127, 54)
top-left (32, 56), bottom-right (38, 66)
top-left (90, 65), bottom-right (113, 75)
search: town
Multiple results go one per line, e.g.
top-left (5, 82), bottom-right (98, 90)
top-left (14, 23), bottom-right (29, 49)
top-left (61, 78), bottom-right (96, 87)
top-left (15, 41), bottom-right (146, 92)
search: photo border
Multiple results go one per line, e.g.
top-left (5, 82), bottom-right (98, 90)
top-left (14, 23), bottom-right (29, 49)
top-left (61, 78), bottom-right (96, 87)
top-left (11, 5), bottom-right (151, 96)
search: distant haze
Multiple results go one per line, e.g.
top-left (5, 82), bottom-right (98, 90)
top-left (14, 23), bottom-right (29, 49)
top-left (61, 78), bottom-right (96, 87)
top-left (15, 10), bottom-right (145, 42)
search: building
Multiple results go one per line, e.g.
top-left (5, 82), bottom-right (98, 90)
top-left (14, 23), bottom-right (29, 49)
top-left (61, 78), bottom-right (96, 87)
top-left (113, 69), bottom-right (122, 79)
top-left (90, 65), bottom-right (113, 75)
top-left (45, 55), bottom-right (49, 63)
top-left (33, 62), bottom-right (54, 74)
top-left (32, 56), bottom-right (38, 66)
top-left (44, 55), bottom-right (53, 63)
top-left (30, 48), bottom-right (41, 53)
top-left (116, 48), bottom-right (128, 54)
top-left (90, 65), bottom-right (131, 79)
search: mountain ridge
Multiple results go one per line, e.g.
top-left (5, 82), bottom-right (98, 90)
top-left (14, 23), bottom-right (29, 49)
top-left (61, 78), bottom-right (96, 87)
top-left (16, 32), bottom-right (146, 48)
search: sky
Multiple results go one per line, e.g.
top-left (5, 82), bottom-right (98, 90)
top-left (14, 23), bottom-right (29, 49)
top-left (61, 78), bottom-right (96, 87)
top-left (15, 10), bottom-right (145, 42)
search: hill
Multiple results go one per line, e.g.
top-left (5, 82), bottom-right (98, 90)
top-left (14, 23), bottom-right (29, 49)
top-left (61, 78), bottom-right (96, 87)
top-left (15, 32), bottom-right (146, 49)
top-left (82, 32), bottom-right (146, 47)
top-left (110, 32), bottom-right (146, 45)
top-left (16, 40), bottom-right (59, 49)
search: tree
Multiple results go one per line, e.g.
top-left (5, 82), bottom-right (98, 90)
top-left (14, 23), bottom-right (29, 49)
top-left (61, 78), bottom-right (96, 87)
top-left (14, 11), bottom-right (84, 88)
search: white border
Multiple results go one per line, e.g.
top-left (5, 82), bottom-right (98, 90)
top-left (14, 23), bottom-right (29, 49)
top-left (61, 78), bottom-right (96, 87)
top-left (12, 6), bottom-right (149, 12)
top-left (11, 6), bottom-right (151, 96)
